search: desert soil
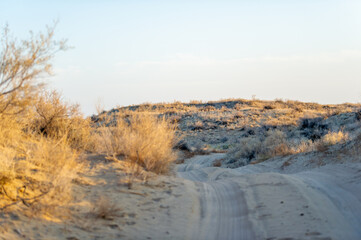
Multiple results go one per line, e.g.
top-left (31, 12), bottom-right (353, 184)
top-left (1, 153), bottom-right (360, 240)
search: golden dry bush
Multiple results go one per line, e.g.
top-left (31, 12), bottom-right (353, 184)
top-left (321, 131), bottom-right (349, 146)
top-left (0, 113), bottom-right (81, 215)
top-left (263, 130), bottom-right (293, 157)
top-left (262, 131), bottom-right (317, 158)
top-left (0, 147), bottom-right (16, 187)
top-left (0, 114), bottom-right (24, 187)
top-left (98, 113), bottom-right (177, 175)
top-left (19, 137), bottom-right (79, 210)
top-left (0, 24), bottom-right (82, 215)
top-left (31, 91), bottom-right (91, 151)
top-left (0, 116), bottom-right (79, 213)
top-left (316, 131), bottom-right (349, 151)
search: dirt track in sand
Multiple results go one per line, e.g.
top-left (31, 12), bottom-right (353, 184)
top-left (177, 154), bottom-right (361, 240)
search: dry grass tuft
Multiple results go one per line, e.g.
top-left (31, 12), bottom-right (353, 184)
top-left (0, 96), bottom-right (82, 215)
top-left (321, 131), bottom-right (349, 146)
top-left (315, 131), bottom-right (349, 151)
top-left (97, 113), bottom-right (177, 176)
top-left (91, 197), bottom-right (122, 220)
top-left (0, 122), bottom-right (79, 214)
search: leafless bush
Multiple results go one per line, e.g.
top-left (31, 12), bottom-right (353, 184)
top-left (0, 22), bottom-right (67, 115)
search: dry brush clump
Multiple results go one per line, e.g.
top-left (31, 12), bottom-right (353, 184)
top-left (315, 131), bottom-right (349, 152)
top-left (96, 113), bottom-right (177, 178)
top-left (226, 130), bottom-right (314, 167)
top-left (30, 90), bottom-right (92, 151)
top-left (0, 113), bottom-right (87, 216)
top-left (0, 24), bottom-right (87, 216)
top-left (226, 122), bottom-right (355, 167)
top-left (0, 106), bottom-right (84, 216)
top-left (90, 196), bottom-right (122, 220)
top-left (0, 113), bottom-right (79, 214)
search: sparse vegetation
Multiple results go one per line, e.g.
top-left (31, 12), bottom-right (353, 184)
top-left (92, 97), bottom-right (361, 169)
top-left (1, 22), bottom-right (361, 240)
top-left (0, 24), bottom-right (82, 215)
top-left (96, 113), bottom-right (177, 176)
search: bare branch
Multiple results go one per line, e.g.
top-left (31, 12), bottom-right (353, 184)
top-left (0, 23), bottom-right (68, 114)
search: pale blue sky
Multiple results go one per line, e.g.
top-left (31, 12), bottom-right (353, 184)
top-left (1, 0), bottom-right (361, 115)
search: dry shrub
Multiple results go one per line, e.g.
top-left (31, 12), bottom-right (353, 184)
top-left (292, 140), bottom-right (315, 153)
top-left (0, 25), bottom-right (83, 216)
top-left (31, 91), bottom-right (91, 151)
top-left (261, 130), bottom-right (293, 158)
top-left (0, 114), bottom-right (24, 187)
top-left (0, 147), bottom-right (17, 187)
top-left (97, 113), bottom-right (177, 175)
top-left (226, 137), bottom-right (262, 165)
top-left (271, 143), bottom-right (293, 156)
top-left (0, 116), bottom-right (79, 214)
top-left (315, 131), bottom-right (349, 151)
top-left (321, 131), bottom-right (349, 146)
top-left (91, 196), bottom-right (122, 220)
top-left (0, 94), bottom-right (81, 214)
top-left (263, 132), bottom-right (316, 157)
top-left (19, 137), bottom-right (78, 210)
top-left (227, 130), bottom-right (298, 165)
top-left (227, 127), bottom-right (346, 167)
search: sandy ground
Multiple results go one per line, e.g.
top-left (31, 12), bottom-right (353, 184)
top-left (178, 154), bottom-right (361, 240)
top-left (0, 153), bottom-right (360, 239)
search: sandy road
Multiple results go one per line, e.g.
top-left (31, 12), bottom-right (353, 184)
top-left (177, 154), bottom-right (361, 240)
top-left (185, 180), bottom-right (255, 240)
